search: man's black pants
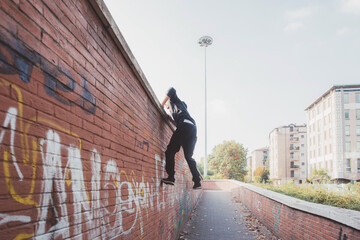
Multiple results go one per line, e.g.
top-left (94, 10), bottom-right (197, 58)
top-left (165, 122), bottom-right (200, 183)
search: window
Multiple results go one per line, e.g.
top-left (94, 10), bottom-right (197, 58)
top-left (291, 170), bottom-right (295, 178)
top-left (301, 144), bottom-right (304, 147)
top-left (345, 125), bottom-right (350, 136)
top-left (346, 142), bottom-right (351, 152)
top-left (345, 109), bottom-right (349, 120)
top-left (357, 142), bottom-right (360, 152)
top-left (358, 159), bottom-right (360, 173)
top-left (290, 126), bottom-right (294, 132)
top-left (356, 93), bottom-right (360, 103)
top-left (357, 109), bottom-right (360, 119)
top-left (301, 153), bottom-right (304, 156)
top-left (357, 126), bottom-right (360, 136)
top-left (302, 162), bottom-right (305, 166)
top-left (301, 135), bottom-right (304, 138)
top-left (344, 93), bottom-right (349, 103)
top-left (346, 159), bottom-right (351, 172)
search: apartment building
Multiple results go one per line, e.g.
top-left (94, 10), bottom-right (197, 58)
top-left (247, 148), bottom-right (269, 181)
top-left (306, 85), bottom-right (360, 182)
top-left (269, 124), bottom-right (307, 184)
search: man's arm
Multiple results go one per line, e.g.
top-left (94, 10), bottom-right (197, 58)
top-left (161, 96), bottom-right (170, 107)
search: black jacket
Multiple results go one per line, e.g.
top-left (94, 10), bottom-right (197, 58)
top-left (167, 88), bottom-right (196, 126)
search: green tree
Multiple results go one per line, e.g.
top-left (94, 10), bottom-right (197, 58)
top-left (253, 166), bottom-right (269, 183)
top-left (208, 140), bottom-right (247, 181)
top-left (308, 168), bottom-right (331, 184)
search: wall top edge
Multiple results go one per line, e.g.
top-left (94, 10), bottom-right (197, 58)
top-left (88, 0), bottom-right (174, 129)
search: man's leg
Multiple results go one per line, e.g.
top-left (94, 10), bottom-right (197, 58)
top-left (182, 125), bottom-right (201, 185)
top-left (164, 129), bottom-right (182, 184)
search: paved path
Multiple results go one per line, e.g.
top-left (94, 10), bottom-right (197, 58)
top-left (181, 190), bottom-right (278, 240)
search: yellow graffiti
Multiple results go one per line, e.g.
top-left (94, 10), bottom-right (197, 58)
top-left (1, 79), bottom-right (37, 207)
top-left (13, 233), bottom-right (33, 240)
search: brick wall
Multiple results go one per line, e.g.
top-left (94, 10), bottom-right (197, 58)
top-left (0, 0), bottom-right (202, 239)
top-left (204, 180), bottom-right (360, 240)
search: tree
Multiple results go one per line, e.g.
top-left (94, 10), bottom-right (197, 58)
top-left (253, 166), bottom-right (269, 183)
top-left (208, 140), bottom-right (247, 181)
top-left (308, 168), bottom-right (331, 184)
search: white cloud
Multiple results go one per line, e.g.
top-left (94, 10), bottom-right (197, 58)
top-left (285, 7), bottom-right (317, 19)
top-left (341, 0), bottom-right (360, 15)
top-left (336, 26), bottom-right (350, 36)
top-left (284, 22), bottom-right (304, 34)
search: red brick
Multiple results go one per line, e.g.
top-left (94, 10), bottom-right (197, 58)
top-left (0, 0), bottom-right (41, 40)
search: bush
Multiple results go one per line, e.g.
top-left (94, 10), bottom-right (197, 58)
top-left (253, 182), bottom-right (360, 211)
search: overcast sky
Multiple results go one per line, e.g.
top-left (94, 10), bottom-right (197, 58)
top-left (104, 0), bottom-right (360, 161)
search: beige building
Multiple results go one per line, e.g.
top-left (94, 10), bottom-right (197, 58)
top-left (247, 148), bottom-right (269, 181)
top-left (246, 156), bottom-right (252, 181)
top-left (269, 124), bottom-right (308, 184)
top-left (306, 85), bottom-right (360, 182)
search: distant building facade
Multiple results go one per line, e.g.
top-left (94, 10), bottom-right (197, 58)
top-left (248, 147), bottom-right (269, 181)
top-left (246, 156), bottom-right (252, 181)
top-left (269, 124), bottom-right (307, 184)
top-left (306, 85), bottom-right (360, 182)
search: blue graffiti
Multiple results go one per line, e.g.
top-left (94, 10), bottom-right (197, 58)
top-left (81, 77), bottom-right (96, 114)
top-left (0, 35), bottom-right (96, 114)
top-left (43, 64), bottom-right (76, 106)
top-left (272, 204), bottom-right (282, 232)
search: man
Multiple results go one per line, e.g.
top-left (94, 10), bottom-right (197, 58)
top-left (161, 87), bottom-right (201, 189)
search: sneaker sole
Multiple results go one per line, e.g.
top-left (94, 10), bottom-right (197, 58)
top-left (161, 180), bottom-right (175, 185)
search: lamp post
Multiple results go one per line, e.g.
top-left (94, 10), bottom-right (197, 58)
top-left (198, 36), bottom-right (213, 176)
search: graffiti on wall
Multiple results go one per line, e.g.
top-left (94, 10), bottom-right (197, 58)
top-left (0, 36), bottom-right (96, 114)
top-left (0, 78), bottom-right (196, 239)
top-left (0, 32), bottom-right (198, 238)
top-left (135, 136), bottom-right (149, 151)
top-left (272, 204), bottom-right (283, 232)
top-left (338, 227), bottom-right (348, 240)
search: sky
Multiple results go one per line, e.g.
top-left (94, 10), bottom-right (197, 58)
top-left (103, 0), bottom-right (360, 162)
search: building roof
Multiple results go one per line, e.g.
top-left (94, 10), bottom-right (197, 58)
top-left (305, 85), bottom-right (360, 111)
top-left (268, 124), bottom-right (307, 136)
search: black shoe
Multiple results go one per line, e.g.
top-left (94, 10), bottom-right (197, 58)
top-left (162, 177), bottom-right (175, 185)
top-left (193, 182), bottom-right (201, 189)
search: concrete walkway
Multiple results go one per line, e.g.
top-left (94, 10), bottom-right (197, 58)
top-left (181, 190), bottom-right (278, 240)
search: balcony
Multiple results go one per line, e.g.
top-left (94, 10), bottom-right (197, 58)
top-left (290, 164), bottom-right (299, 168)
top-left (290, 146), bottom-right (300, 151)
top-left (290, 137), bottom-right (299, 142)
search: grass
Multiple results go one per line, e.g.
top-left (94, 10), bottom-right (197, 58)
top-left (252, 181), bottom-right (360, 211)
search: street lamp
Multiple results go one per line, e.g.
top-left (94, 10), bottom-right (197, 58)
top-left (198, 36), bottom-right (213, 176)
